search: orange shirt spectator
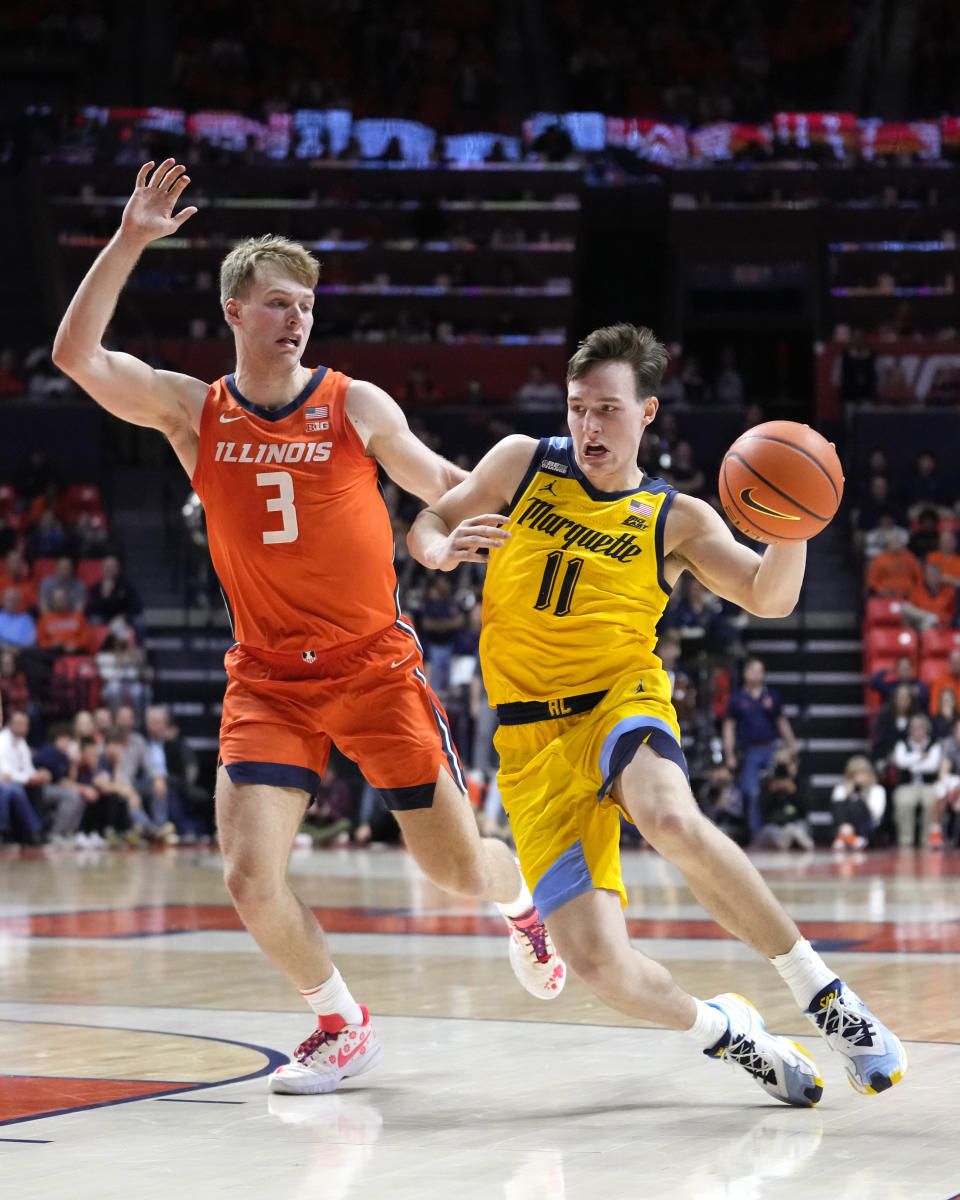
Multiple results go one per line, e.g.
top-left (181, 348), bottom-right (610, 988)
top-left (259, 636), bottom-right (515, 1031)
top-left (926, 528), bottom-right (960, 587)
top-left (0, 551), bottom-right (36, 612)
top-left (906, 578), bottom-right (956, 630)
top-left (36, 610), bottom-right (91, 653)
top-left (929, 650), bottom-right (960, 716)
top-left (866, 547), bottom-right (922, 599)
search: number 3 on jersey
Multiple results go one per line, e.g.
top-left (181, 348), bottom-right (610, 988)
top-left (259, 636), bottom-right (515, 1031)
top-left (256, 471), bottom-right (299, 545)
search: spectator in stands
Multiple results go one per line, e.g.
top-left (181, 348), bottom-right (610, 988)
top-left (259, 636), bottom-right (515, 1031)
top-left (927, 528), bottom-right (960, 589)
top-left (69, 510), bottom-right (112, 559)
top-left (856, 475), bottom-right (906, 537)
top-left (36, 585), bottom-right (92, 654)
top-left (92, 729), bottom-right (164, 845)
top-left (698, 763), bottom-right (748, 846)
top-left (908, 507), bottom-right (942, 561)
top-left (929, 648), bottom-right (960, 717)
top-left (722, 657), bottom-right (797, 837)
top-left (142, 704), bottom-right (207, 840)
top-left (714, 347), bottom-right (745, 406)
top-left (299, 762), bottom-right (355, 846)
top-left (903, 451), bottom-right (950, 518)
top-left (0, 550), bottom-right (37, 611)
top-left (830, 756), bottom-right (886, 850)
top-left (86, 556), bottom-right (142, 629)
top-left (0, 587), bottom-right (37, 651)
top-left (93, 706), bottom-right (114, 737)
top-left (864, 514), bottom-right (910, 562)
top-left (901, 560), bottom-right (956, 633)
top-left (933, 717), bottom-right (960, 848)
top-left (26, 509), bottom-right (68, 560)
top-left (30, 722), bottom-right (88, 843)
top-left (0, 649), bottom-right (32, 719)
top-left (419, 575), bottom-right (465, 692)
top-left (656, 633), bottom-right (697, 744)
top-left (839, 330), bottom-right (877, 403)
top-left (869, 654), bottom-right (929, 711)
top-left (871, 683), bottom-right (919, 768)
top-left (865, 527), bottom-right (921, 598)
top-left (515, 362), bottom-right (564, 412)
top-left (753, 745), bottom-right (814, 851)
top-left (892, 713), bottom-right (942, 847)
top-left (37, 556), bottom-right (85, 614)
top-left (96, 625), bottom-right (151, 721)
top-left (113, 703), bottom-right (152, 795)
top-left (680, 355), bottom-right (709, 404)
top-left (0, 710), bottom-right (47, 845)
top-left (931, 686), bottom-right (959, 741)
top-left (71, 709), bottom-right (99, 744)
top-left (664, 576), bottom-right (743, 660)
top-left (665, 441), bottom-right (706, 498)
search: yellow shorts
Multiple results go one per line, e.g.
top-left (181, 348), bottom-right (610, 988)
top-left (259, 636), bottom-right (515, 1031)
top-left (494, 667), bottom-right (687, 920)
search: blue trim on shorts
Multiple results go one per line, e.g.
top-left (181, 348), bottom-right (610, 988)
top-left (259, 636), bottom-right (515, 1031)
top-left (378, 781), bottom-right (436, 811)
top-left (532, 840), bottom-right (594, 920)
top-left (597, 717), bottom-right (688, 799)
top-left (223, 761), bottom-right (319, 797)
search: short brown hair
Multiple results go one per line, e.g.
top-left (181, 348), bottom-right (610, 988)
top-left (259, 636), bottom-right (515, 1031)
top-left (219, 235), bottom-right (320, 308)
top-left (566, 323), bottom-right (669, 399)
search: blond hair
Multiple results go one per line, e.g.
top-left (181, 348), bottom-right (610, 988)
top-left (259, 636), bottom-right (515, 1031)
top-left (842, 755), bottom-right (877, 787)
top-left (219, 235), bottom-right (320, 309)
top-left (566, 323), bottom-right (669, 399)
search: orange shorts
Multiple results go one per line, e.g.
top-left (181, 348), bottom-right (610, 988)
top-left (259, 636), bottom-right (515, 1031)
top-left (219, 620), bottom-right (465, 809)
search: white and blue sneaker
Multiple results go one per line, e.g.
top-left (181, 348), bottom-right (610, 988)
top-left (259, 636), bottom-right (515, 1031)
top-left (706, 993), bottom-right (824, 1108)
top-left (805, 979), bottom-right (907, 1096)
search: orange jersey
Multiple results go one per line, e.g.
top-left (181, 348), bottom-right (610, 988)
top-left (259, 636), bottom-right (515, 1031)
top-left (191, 368), bottom-right (398, 654)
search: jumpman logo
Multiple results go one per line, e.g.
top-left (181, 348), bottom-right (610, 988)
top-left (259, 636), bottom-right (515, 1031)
top-left (539, 481), bottom-right (558, 495)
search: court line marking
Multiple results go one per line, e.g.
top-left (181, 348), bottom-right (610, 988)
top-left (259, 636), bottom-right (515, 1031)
top-left (0, 1019), bottom-right (286, 1128)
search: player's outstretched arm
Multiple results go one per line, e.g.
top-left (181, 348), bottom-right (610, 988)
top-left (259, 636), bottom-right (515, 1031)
top-left (408, 435), bottom-right (536, 571)
top-left (346, 378), bottom-right (466, 503)
top-left (52, 160), bottom-right (205, 440)
top-left (664, 493), bottom-right (806, 618)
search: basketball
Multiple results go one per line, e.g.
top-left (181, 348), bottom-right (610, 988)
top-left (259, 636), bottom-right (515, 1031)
top-left (718, 420), bottom-right (844, 544)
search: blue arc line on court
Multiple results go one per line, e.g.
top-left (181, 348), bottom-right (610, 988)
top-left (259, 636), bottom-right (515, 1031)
top-left (0, 1020), bottom-right (287, 1127)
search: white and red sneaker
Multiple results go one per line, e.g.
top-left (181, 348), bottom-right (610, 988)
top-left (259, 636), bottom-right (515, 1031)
top-left (268, 1006), bottom-right (383, 1095)
top-left (505, 908), bottom-right (566, 999)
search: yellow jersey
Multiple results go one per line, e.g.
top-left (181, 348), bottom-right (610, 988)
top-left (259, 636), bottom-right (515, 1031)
top-left (481, 436), bottom-right (676, 705)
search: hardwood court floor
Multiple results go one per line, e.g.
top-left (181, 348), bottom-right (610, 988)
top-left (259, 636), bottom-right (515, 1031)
top-left (1, 844), bottom-right (959, 1199)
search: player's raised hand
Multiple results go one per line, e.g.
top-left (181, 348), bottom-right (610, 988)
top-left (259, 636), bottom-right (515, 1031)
top-left (119, 159), bottom-right (198, 245)
top-left (438, 514), bottom-right (511, 568)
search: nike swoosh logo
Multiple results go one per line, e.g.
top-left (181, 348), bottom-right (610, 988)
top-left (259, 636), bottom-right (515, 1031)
top-left (391, 650), bottom-right (414, 669)
top-left (739, 487), bottom-right (800, 521)
top-left (219, 413), bottom-right (244, 423)
top-left (337, 1030), bottom-right (372, 1068)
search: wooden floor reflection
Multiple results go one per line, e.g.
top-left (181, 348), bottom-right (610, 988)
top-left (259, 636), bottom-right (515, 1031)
top-left (2, 844), bottom-right (958, 1199)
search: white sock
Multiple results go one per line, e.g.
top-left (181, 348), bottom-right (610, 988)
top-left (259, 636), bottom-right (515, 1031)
top-left (495, 865), bottom-right (535, 920)
top-left (299, 966), bottom-right (363, 1027)
top-left (770, 938), bottom-right (838, 1010)
top-left (684, 998), bottom-right (730, 1051)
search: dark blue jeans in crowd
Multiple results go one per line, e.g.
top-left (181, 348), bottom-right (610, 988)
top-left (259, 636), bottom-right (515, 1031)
top-left (0, 783), bottom-right (43, 840)
top-left (737, 743), bottom-right (777, 837)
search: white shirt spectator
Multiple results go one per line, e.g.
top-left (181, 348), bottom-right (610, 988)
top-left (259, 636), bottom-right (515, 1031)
top-left (830, 780), bottom-right (887, 825)
top-left (0, 725), bottom-right (37, 784)
top-left (892, 736), bottom-right (941, 782)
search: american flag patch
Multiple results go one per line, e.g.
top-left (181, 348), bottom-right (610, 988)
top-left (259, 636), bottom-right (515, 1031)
top-left (629, 498), bottom-right (654, 518)
top-left (305, 405), bottom-right (329, 420)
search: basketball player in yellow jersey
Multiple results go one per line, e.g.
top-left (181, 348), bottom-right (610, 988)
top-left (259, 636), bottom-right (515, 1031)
top-left (410, 324), bottom-right (907, 1107)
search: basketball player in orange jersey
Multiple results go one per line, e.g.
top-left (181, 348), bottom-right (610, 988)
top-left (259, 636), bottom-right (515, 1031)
top-left (52, 159), bottom-right (565, 1095)
top-left (409, 324), bottom-right (907, 1106)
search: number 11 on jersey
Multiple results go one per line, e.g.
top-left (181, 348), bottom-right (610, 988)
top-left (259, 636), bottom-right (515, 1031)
top-left (535, 551), bottom-right (583, 616)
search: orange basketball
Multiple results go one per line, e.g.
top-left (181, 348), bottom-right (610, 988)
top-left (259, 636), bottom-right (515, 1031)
top-left (718, 420), bottom-right (844, 544)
